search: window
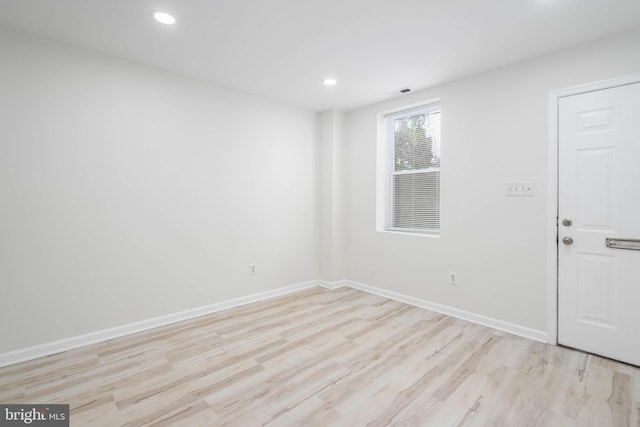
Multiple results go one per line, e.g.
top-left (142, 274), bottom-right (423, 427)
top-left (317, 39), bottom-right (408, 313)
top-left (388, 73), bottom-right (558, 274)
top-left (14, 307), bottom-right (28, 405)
top-left (385, 102), bottom-right (441, 234)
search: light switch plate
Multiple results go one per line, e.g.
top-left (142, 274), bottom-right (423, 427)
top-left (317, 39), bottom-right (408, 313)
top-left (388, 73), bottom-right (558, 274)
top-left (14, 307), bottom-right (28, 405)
top-left (506, 182), bottom-right (535, 196)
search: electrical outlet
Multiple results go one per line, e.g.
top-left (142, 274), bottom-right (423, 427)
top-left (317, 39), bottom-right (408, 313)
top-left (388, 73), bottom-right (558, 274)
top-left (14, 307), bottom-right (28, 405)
top-left (368, 261), bottom-right (376, 274)
top-left (448, 271), bottom-right (457, 285)
top-left (249, 264), bottom-right (256, 276)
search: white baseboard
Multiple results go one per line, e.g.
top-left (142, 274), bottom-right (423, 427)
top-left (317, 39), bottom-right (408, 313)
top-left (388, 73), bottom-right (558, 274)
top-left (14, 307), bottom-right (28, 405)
top-left (0, 280), bottom-right (318, 368)
top-left (317, 279), bottom-right (349, 290)
top-left (343, 280), bottom-right (548, 343)
top-left (0, 278), bottom-right (548, 368)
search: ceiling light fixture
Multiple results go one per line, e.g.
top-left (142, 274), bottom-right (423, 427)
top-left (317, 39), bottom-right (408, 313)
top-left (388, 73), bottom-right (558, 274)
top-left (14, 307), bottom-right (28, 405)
top-left (323, 78), bottom-right (337, 86)
top-left (152, 11), bottom-right (176, 25)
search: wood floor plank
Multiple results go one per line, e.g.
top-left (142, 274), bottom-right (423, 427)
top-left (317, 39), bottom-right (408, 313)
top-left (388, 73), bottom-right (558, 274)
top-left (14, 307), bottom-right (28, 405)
top-left (1, 286), bottom-right (638, 426)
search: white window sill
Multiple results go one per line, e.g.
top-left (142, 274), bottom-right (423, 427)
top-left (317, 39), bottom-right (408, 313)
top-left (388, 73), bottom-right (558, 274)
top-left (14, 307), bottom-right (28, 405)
top-left (380, 228), bottom-right (440, 238)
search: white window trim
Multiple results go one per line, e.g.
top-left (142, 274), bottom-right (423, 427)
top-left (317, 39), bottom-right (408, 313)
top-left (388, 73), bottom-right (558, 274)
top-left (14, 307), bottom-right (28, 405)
top-left (376, 98), bottom-right (441, 237)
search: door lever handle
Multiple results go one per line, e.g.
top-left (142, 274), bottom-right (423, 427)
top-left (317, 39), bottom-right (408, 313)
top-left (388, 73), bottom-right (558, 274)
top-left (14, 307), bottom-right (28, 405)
top-left (606, 238), bottom-right (640, 251)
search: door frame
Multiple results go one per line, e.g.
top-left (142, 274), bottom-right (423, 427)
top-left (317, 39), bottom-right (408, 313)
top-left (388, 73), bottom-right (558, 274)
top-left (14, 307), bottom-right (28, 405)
top-left (546, 72), bottom-right (640, 345)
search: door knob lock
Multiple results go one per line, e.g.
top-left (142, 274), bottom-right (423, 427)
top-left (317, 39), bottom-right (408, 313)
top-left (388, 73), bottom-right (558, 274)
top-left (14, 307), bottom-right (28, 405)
top-left (562, 237), bottom-right (574, 245)
top-left (562, 219), bottom-right (573, 227)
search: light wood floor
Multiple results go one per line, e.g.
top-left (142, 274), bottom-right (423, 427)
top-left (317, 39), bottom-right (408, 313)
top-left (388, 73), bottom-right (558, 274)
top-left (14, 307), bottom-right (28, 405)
top-left (1, 287), bottom-right (638, 426)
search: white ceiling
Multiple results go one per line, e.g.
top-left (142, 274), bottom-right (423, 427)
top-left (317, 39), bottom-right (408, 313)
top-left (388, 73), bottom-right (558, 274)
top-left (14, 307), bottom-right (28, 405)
top-left (1, 0), bottom-right (639, 112)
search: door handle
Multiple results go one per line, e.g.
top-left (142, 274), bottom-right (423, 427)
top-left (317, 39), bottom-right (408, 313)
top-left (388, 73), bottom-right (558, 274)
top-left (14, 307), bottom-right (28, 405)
top-left (562, 219), bottom-right (573, 227)
top-left (606, 238), bottom-right (640, 251)
top-left (562, 237), bottom-right (574, 245)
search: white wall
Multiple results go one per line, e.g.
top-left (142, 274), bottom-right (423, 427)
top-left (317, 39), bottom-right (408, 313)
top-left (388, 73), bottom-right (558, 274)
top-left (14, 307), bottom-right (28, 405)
top-left (3, 23), bottom-right (640, 357)
top-left (0, 27), bottom-right (319, 353)
top-left (318, 109), bottom-right (346, 282)
top-left (342, 28), bottom-right (640, 334)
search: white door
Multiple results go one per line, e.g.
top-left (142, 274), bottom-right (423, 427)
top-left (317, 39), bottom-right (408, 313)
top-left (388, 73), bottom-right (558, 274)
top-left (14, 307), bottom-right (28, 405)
top-left (558, 82), bottom-right (640, 366)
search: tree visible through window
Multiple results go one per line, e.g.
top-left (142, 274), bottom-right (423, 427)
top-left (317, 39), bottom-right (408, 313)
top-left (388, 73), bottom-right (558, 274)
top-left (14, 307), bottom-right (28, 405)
top-left (388, 103), bottom-right (440, 233)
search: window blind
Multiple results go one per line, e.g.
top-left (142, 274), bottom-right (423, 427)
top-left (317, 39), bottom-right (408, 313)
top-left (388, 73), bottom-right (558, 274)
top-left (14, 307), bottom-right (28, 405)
top-left (387, 103), bottom-right (441, 232)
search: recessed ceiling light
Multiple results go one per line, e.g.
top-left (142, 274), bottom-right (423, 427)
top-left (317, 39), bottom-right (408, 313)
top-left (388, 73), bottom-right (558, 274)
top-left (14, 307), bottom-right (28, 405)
top-left (153, 11), bottom-right (176, 25)
top-left (323, 78), bottom-right (337, 86)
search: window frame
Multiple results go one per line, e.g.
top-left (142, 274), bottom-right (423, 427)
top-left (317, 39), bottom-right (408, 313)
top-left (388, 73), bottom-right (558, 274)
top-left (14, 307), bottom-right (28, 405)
top-left (380, 100), bottom-right (441, 236)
